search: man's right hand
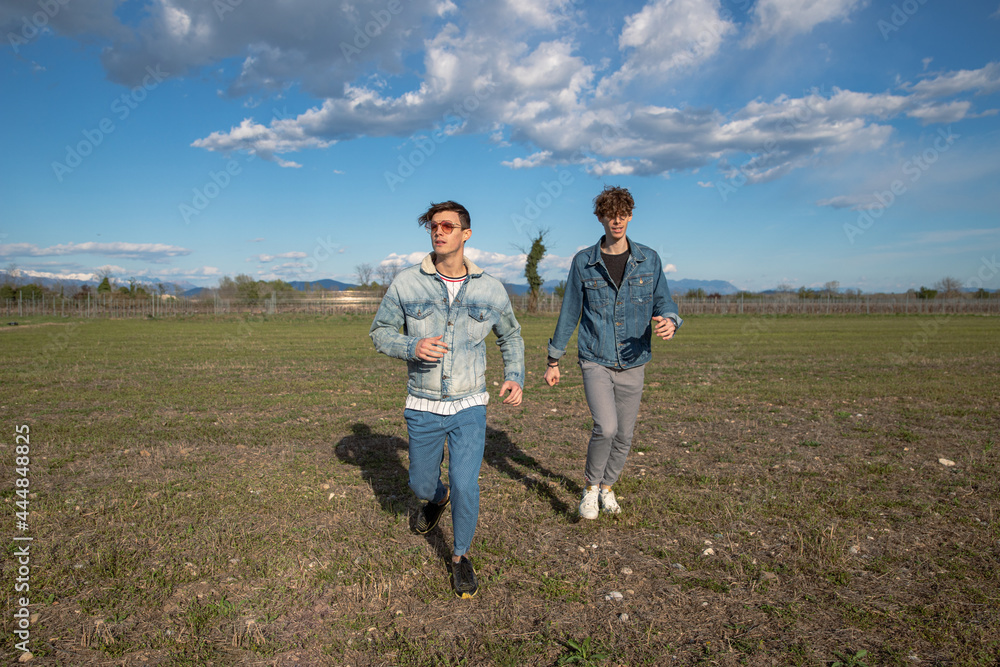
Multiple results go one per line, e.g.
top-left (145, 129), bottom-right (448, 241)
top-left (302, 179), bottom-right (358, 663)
top-left (543, 365), bottom-right (560, 386)
top-left (415, 335), bottom-right (448, 362)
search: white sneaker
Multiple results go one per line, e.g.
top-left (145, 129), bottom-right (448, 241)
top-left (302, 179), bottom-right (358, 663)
top-left (579, 486), bottom-right (599, 520)
top-left (599, 488), bottom-right (621, 515)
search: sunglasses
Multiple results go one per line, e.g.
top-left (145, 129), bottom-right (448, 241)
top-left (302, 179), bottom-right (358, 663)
top-left (424, 221), bottom-right (465, 234)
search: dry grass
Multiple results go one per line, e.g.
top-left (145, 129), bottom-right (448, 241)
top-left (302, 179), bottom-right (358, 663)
top-left (1, 313), bottom-right (998, 666)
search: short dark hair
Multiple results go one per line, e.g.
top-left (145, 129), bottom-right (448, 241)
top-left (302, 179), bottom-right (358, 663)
top-left (593, 186), bottom-right (634, 220)
top-left (418, 201), bottom-right (471, 229)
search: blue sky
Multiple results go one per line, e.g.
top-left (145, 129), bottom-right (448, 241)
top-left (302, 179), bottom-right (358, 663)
top-left (2, 0), bottom-right (999, 293)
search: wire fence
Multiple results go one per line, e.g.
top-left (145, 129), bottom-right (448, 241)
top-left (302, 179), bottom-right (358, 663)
top-left (3, 290), bottom-right (998, 320)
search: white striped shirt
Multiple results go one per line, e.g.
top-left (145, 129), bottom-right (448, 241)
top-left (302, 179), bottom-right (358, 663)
top-left (405, 271), bottom-right (487, 416)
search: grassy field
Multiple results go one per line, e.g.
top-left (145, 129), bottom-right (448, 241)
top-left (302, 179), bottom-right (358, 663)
top-left (2, 313), bottom-right (998, 666)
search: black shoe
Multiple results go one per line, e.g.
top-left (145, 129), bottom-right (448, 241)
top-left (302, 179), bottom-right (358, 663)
top-left (415, 489), bottom-right (449, 534)
top-left (451, 556), bottom-right (478, 599)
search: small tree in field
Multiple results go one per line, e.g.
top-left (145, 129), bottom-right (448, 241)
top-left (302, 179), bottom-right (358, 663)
top-left (520, 231), bottom-right (547, 313)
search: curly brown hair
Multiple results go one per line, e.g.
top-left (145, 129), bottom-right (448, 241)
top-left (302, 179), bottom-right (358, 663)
top-left (417, 201), bottom-right (471, 229)
top-left (592, 186), bottom-right (635, 220)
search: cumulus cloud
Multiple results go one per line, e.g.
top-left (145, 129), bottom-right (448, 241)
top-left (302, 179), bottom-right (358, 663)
top-left (601, 0), bottom-right (736, 92)
top-left (901, 61), bottom-right (1000, 98)
top-left (744, 0), bottom-right (866, 46)
top-left (21, 0), bottom-right (998, 191)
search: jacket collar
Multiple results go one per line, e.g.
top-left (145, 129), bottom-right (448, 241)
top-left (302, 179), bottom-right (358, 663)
top-left (587, 236), bottom-right (645, 265)
top-left (419, 252), bottom-right (484, 277)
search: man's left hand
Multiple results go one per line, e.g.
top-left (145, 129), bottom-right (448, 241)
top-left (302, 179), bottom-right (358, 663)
top-left (499, 381), bottom-right (523, 406)
top-left (652, 316), bottom-right (676, 341)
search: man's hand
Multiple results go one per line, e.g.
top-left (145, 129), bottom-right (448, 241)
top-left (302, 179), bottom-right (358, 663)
top-left (499, 380), bottom-right (523, 406)
top-left (415, 335), bottom-right (448, 362)
top-left (543, 365), bottom-right (560, 387)
top-left (652, 316), bottom-right (676, 341)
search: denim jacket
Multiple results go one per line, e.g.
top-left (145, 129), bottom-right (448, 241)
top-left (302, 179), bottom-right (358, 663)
top-left (370, 254), bottom-right (525, 401)
top-left (547, 237), bottom-right (682, 369)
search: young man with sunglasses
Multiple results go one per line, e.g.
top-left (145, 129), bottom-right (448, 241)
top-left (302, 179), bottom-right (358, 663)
top-left (370, 200), bottom-right (524, 598)
top-left (543, 186), bottom-right (681, 520)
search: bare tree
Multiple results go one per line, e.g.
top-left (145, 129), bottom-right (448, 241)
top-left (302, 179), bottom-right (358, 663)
top-left (3, 263), bottom-right (20, 287)
top-left (934, 276), bottom-right (963, 298)
top-left (824, 280), bottom-right (840, 296)
top-left (355, 263), bottom-right (374, 288)
top-left (377, 260), bottom-right (403, 288)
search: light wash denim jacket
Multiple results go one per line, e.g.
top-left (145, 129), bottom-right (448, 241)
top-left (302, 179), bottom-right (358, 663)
top-left (370, 254), bottom-right (525, 401)
top-left (547, 237), bottom-right (682, 369)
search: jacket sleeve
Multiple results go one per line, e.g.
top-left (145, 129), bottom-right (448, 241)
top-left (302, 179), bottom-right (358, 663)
top-left (369, 283), bottom-right (420, 361)
top-left (547, 256), bottom-right (584, 360)
top-left (650, 251), bottom-right (683, 329)
top-left (493, 296), bottom-right (525, 387)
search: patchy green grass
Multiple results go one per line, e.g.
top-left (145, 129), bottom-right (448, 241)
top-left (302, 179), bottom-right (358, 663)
top-left (1, 313), bottom-right (998, 665)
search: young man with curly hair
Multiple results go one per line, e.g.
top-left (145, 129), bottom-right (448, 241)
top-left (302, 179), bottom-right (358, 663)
top-left (543, 186), bottom-right (681, 519)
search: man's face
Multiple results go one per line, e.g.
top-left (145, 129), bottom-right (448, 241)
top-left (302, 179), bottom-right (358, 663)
top-left (599, 212), bottom-right (632, 244)
top-left (429, 210), bottom-right (470, 257)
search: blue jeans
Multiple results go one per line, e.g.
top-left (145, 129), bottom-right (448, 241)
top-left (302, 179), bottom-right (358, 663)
top-left (404, 406), bottom-right (487, 557)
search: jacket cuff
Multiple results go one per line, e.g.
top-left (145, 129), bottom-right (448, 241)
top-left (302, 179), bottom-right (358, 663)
top-left (546, 340), bottom-right (566, 360)
top-left (405, 336), bottom-right (420, 361)
top-left (661, 312), bottom-right (683, 328)
top-left (504, 371), bottom-right (524, 387)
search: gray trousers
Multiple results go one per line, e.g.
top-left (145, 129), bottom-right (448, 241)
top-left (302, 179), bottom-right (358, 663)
top-left (579, 359), bottom-right (646, 487)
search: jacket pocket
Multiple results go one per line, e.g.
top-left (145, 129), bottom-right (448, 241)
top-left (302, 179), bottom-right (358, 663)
top-left (402, 302), bottom-right (437, 339)
top-left (628, 274), bottom-right (654, 305)
top-left (584, 278), bottom-right (610, 308)
top-left (466, 305), bottom-right (494, 342)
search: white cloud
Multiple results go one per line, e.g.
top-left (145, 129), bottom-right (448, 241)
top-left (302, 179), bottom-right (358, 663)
top-left (901, 61), bottom-right (1000, 98)
top-left (0, 242), bottom-right (192, 261)
top-left (744, 0), bottom-right (866, 46)
top-left (34, 0), bottom-right (996, 195)
top-left (907, 101), bottom-right (973, 125)
top-left (603, 0), bottom-right (736, 91)
top-left (253, 252), bottom-right (308, 263)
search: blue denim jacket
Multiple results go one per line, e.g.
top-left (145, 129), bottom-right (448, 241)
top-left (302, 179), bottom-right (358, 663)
top-left (547, 237), bottom-right (682, 369)
top-left (370, 254), bottom-right (525, 401)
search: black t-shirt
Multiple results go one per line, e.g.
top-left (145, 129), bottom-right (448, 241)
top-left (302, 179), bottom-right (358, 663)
top-left (601, 245), bottom-right (630, 290)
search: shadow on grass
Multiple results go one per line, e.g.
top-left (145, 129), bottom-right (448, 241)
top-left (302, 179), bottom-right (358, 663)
top-left (335, 422), bottom-right (451, 561)
top-left (335, 422), bottom-right (581, 556)
top-left (484, 426), bottom-right (580, 518)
